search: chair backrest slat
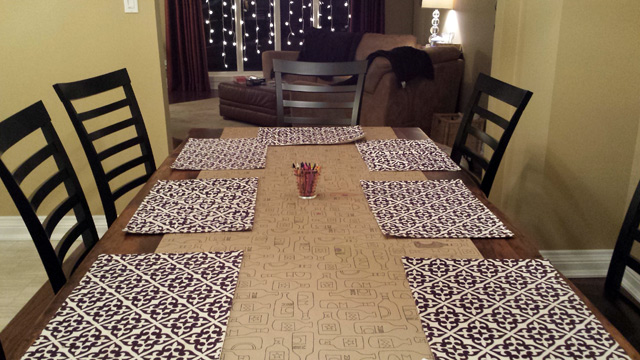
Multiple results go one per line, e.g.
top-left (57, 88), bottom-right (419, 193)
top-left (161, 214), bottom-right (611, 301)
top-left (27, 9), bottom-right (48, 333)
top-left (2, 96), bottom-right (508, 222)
top-left (87, 118), bottom-right (136, 141)
top-left (28, 171), bottom-right (66, 211)
top-left (43, 195), bottom-right (78, 237)
top-left (274, 59), bottom-right (367, 127)
top-left (54, 68), bottom-right (156, 227)
top-left (0, 101), bottom-right (98, 294)
top-left (282, 83), bottom-right (358, 93)
top-left (283, 100), bottom-right (357, 109)
top-left (12, 144), bottom-right (54, 185)
top-left (451, 73), bottom-right (533, 196)
top-left (97, 137), bottom-right (143, 161)
top-left (76, 98), bottom-right (130, 122)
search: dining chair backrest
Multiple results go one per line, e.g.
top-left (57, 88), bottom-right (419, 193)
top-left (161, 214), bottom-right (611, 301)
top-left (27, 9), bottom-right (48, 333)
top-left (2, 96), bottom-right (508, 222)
top-left (53, 68), bottom-right (156, 227)
top-left (0, 338), bottom-right (5, 360)
top-left (273, 59), bottom-right (367, 127)
top-left (451, 72), bottom-right (533, 197)
top-left (605, 179), bottom-right (640, 301)
top-left (0, 101), bottom-right (99, 294)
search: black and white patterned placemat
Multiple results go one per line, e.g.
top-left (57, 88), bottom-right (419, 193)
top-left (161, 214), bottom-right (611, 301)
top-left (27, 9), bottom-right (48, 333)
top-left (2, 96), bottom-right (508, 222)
top-left (23, 251), bottom-right (243, 360)
top-left (172, 138), bottom-right (267, 170)
top-left (360, 179), bottom-right (513, 238)
top-left (356, 139), bottom-right (461, 171)
top-left (257, 126), bottom-right (365, 145)
top-left (124, 178), bottom-right (258, 234)
top-left (402, 257), bottom-right (631, 360)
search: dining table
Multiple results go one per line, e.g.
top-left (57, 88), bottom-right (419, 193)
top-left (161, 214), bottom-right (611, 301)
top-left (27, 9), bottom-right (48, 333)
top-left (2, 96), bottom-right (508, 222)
top-left (1, 126), bottom-right (638, 360)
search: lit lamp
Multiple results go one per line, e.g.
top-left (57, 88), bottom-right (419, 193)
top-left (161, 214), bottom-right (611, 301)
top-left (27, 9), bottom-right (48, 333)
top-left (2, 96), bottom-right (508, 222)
top-left (422, 0), bottom-right (454, 46)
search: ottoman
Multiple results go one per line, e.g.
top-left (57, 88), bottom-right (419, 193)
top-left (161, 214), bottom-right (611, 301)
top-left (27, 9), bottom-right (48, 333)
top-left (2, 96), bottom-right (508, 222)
top-left (218, 82), bottom-right (278, 127)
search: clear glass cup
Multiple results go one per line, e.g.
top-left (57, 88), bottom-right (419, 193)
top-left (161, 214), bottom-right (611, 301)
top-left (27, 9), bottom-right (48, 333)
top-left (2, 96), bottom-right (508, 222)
top-left (295, 169), bottom-right (320, 199)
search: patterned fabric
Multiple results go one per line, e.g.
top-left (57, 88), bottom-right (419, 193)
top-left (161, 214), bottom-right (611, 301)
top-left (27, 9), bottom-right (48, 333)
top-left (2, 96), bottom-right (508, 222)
top-left (356, 139), bottom-right (460, 171)
top-left (402, 258), bottom-right (632, 360)
top-left (360, 179), bottom-right (513, 238)
top-left (257, 126), bottom-right (365, 145)
top-left (171, 138), bottom-right (267, 170)
top-left (124, 178), bottom-right (258, 234)
top-left (23, 251), bottom-right (243, 360)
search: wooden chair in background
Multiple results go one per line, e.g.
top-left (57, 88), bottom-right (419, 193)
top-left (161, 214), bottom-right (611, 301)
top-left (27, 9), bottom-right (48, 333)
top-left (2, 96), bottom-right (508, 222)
top-left (0, 101), bottom-right (99, 294)
top-left (273, 59), bottom-right (367, 127)
top-left (53, 68), bottom-right (156, 226)
top-left (451, 72), bottom-right (533, 197)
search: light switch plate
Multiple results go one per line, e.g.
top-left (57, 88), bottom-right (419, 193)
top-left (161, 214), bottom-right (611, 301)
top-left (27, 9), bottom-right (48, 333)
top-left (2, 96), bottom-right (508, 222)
top-left (124, 0), bottom-right (138, 13)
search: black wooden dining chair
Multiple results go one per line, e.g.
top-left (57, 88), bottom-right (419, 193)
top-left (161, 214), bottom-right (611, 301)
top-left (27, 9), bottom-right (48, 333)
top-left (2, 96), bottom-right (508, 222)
top-left (451, 73), bottom-right (533, 197)
top-left (273, 59), bottom-right (367, 126)
top-left (0, 339), bottom-right (5, 360)
top-left (53, 68), bottom-right (156, 227)
top-left (605, 179), bottom-right (640, 302)
top-left (0, 101), bottom-right (99, 294)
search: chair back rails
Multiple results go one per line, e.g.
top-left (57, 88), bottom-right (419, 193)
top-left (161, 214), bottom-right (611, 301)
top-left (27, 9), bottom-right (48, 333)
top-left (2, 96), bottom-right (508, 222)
top-left (451, 72), bottom-right (533, 197)
top-left (53, 68), bottom-right (156, 227)
top-left (273, 59), bottom-right (367, 127)
top-left (0, 101), bottom-right (99, 294)
top-left (605, 179), bottom-right (640, 302)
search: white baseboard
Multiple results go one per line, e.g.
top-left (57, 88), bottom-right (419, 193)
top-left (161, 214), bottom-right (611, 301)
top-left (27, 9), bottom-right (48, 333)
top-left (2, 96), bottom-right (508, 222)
top-left (541, 249), bottom-right (640, 303)
top-left (0, 216), bottom-right (108, 242)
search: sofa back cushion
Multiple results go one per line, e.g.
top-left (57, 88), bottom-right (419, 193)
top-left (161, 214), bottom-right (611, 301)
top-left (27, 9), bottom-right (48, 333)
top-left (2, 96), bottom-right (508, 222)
top-left (355, 33), bottom-right (417, 60)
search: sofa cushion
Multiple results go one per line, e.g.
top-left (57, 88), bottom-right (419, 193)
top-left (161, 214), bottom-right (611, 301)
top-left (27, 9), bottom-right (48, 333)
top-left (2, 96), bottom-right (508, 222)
top-left (297, 28), bottom-right (364, 62)
top-left (355, 33), bottom-right (417, 60)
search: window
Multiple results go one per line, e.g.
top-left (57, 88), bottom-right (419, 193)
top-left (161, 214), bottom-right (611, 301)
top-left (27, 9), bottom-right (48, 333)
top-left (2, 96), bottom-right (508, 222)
top-left (203, 0), bottom-right (351, 72)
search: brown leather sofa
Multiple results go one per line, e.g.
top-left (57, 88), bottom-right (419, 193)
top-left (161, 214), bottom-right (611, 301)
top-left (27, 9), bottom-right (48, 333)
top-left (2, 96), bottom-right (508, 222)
top-left (260, 33), bottom-right (464, 135)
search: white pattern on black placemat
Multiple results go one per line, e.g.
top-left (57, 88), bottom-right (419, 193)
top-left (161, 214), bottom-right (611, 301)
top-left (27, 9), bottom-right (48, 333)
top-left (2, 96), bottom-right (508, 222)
top-left (124, 178), bottom-right (258, 234)
top-left (356, 139), bottom-right (460, 171)
top-left (23, 251), bottom-right (243, 360)
top-left (402, 257), bottom-right (631, 360)
top-left (172, 138), bottom-right (267, 170)
top-left (360, 179), bottom-right (512, 238)
top-left (257, 126), bottom-right (365, 145)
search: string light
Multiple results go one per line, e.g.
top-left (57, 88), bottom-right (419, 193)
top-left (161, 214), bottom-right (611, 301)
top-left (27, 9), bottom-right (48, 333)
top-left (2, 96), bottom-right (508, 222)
top-left (204, 0), bottom-right (351, 69)
top-left (287, 0), bottom-right (293, 46)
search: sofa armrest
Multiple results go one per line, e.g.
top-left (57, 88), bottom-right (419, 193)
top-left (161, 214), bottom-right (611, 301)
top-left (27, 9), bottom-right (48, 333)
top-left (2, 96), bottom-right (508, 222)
top-left (262, 51), bottom-right (300, 79)
top-left (364, 57), bottom-right (394, 94)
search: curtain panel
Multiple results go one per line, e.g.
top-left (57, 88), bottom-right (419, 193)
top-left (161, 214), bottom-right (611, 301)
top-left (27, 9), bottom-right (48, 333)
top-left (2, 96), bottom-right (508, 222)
top-left (166, 0), bottom-right (211, 92)
top-left (350, 0), bottom-right (385, 34)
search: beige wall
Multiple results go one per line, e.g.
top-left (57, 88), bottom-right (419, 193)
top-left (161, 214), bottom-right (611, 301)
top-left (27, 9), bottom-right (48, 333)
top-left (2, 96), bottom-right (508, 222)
top-left (0, 1), bottom-right (170, 217)
top-left (386, 0), bottom-right (414, 35)
top-left (454, 0), bottom-right (496, 106)
top-left (489, 0), bottom-right (640, 251)
top-left (413, 1), bottom-right (496, 108)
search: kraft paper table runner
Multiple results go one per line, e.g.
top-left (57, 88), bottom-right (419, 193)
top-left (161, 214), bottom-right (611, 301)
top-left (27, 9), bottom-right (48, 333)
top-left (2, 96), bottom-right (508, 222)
top-left (157, 127), bottom-right (483, 360)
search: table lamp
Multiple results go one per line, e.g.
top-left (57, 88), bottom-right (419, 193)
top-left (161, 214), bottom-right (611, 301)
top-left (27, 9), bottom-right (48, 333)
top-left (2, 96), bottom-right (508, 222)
top-left (422, 0), bottom-right (454, 46)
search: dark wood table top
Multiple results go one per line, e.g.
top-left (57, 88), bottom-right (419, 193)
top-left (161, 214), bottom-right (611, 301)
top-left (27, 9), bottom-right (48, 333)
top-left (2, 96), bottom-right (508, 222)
top-left (2, 127), bottom-right (638, 359)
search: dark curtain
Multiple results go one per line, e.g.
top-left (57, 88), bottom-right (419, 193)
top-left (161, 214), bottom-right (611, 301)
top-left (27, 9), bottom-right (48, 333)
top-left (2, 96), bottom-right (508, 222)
top-left (166, 0), bottom-right (211, 92)
top-left (350, 0), bottom-right (385, 34)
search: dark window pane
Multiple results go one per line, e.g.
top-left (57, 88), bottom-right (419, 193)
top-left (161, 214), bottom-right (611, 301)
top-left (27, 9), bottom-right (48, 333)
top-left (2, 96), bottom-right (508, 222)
top-left (318, 0), bottom-right (351, 32)
top-left (203, 0), bottom-right (238, 71)
top-left (241, 0), bottom-right (276, 71)
top-left (280, 0), bottom-right (313, 50)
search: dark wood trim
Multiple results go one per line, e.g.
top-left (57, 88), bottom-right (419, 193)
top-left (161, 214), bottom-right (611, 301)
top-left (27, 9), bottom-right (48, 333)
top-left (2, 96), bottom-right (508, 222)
top-left (2, 127), bottom-right (638, 359)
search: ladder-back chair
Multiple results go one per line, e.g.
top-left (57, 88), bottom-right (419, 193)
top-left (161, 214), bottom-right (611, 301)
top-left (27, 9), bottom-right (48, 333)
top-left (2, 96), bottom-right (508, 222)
top-left (0, 101), bottom-right (99, 293)
top-left (451, 72), bottom-right (533, 197)
top-left (53, 68), bottom-right (156, 226)
top-left (273, 59), bottom-right (367, 126)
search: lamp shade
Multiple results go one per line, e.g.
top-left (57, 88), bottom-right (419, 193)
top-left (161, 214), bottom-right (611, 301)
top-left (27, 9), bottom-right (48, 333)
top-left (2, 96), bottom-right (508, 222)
top-left (422, 0), bottom-right (453, 9)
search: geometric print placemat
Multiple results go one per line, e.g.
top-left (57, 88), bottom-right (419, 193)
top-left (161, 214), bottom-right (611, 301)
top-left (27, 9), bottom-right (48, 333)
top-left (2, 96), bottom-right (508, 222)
top-left (23, 251), bottom-right (244, 360)
top-left (402, 258), bottom-right (632, 360)
top-left (356, 139), bottom-right (461, 171)
top-left (257, 126), bottom-right (365, 145)
top-left (361, 179), bottom-right (513, 238)
top-left (171, 138), bottom-right (267, 170)
top-left (124, 178), bottom-right (258, 234)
